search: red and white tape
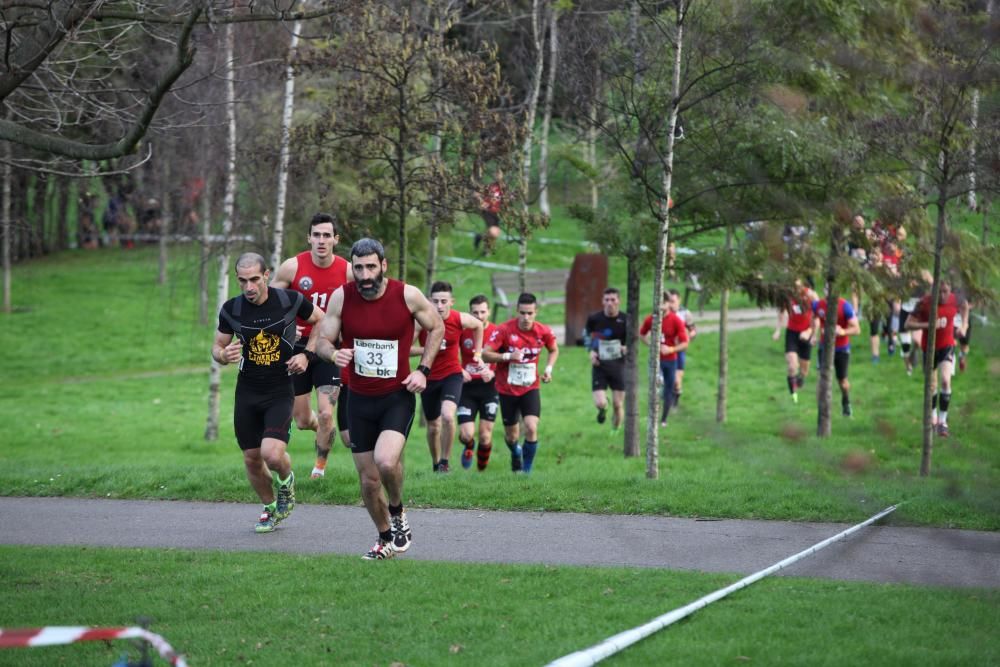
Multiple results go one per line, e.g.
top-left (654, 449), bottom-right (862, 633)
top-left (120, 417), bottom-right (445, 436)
top-left (0, 626), bottom-right (187, 666)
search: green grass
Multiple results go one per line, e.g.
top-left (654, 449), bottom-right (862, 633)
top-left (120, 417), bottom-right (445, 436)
top-left (1, 546), bottom-right (996, 666)
top-left (2, 239), bottom-right (999, 529)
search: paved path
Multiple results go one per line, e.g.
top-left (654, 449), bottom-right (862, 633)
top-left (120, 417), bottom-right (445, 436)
top-left (2, 497), bottom-right (997, 589)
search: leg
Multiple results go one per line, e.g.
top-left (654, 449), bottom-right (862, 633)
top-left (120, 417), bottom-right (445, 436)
top-left (611, 389), bottom-right (625, 429)
top-left (292, 393), bottom-right (319, 431)
top-left (521, 414), bottom-right (540, 473)
top-left (311, 385), bottom-right (337, 478)
top-left (439, 400), bottom-right (458, 464)
top-left (353, 450), bottom-right (389, 533)
top-left (426, 417), bottom-right (442, 470)
top-left (243, 448), bottom-right (275, 505)
top-left (477, 417), bottom-right (496, 470)
top-left (260, 437), bottom-right (292, 479)
top-left (593, 388), bottom-right (608, 423)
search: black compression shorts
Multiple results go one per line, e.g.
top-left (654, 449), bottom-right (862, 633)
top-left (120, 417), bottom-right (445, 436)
top-left (233, 384), bottom-right (294, 451)
top-left (925, 345), bottom-right (955, 369)
top-left (499, 389), bottom-right (541, 427)
top-left (592, 360), bottom-right (625, 392)
top-left (785, 328), bottom-right (813, 360)
top-left (818, 347), bottom-right (850, 381)
top-left (457, 380), bottom-right (499, 424)
top-left (346, 388), bottom-right (415, 454)
top-left (420, 373), bottom-right (463, 421)
top-left (292, 347), bottom-right (340, 396)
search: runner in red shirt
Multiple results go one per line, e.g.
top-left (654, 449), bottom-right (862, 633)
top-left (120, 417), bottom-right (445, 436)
top-left (771, 278), bottom-right (817, 403)
top-left (411, 281), bottom-right (484, 473)
top-left (812, 296), bottom-right (861, 416)
top-left (639, 292), bottom-right (689, 427)
top-left (906, 278), bottom-right (969, 437)
top-left (272, 213), bottom-right (354, 479)
top-left (457, 295), bottom-right (500, 471)
top-left (316, 238), bottom-right (443, 560)
top-left (473, 168), bottom-right (506, 252)
top-left (482, 292), bottom-right (559, 473)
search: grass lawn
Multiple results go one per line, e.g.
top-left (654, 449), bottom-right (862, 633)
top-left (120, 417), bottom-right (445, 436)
top-left (1, 546), bottom-right (997, 666)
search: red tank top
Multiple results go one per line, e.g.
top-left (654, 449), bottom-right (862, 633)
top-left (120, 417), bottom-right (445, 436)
top-left (341, 279), bottom-right (414, 396)
top-left (915, 293), bottom-right (960, 350)
top-left (291, 251), bottom-right (350, 339)
top-left (786, 297), bottom-right (812, 332)
top-left (419, 309), bottom-right (463, 380)
top-left (461, 322), bottom-right (498, 380)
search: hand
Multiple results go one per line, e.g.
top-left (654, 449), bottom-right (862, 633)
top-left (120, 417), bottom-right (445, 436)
top-left (835, 326), bottom-right (845, 336)
top-left (772, 329), bottom-right (781, 342)
top-left (480, 367), bottom-right (495, 383)
top-left (285, 352), bottom-right (308, 375)
top-left (462, 369), bottom-right (473, 383)
top-left (660, 344), bottom-right (671, 356)
top-left (402, 370), bottom-right (427, 393)
top-left (799, 330), bottom-right (812, 341)
top-left (542, 369), bottom-right (553, 384)
top-left (590, 351), bottom-right (600, 367)
top-left (509, 348), bottom-right (525, 362)
top-left (222, 340), bottom-right (242, 364)
top-left (334, 348), bottom-right (354, 369)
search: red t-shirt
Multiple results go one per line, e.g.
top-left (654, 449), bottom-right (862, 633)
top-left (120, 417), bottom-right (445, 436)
top-left (486, 319), bottom-right (556, 396)
top-left (639, 312), bottom-right (688, 361)
top-left (482, 182), bottom-right (504, 214)
top-left (813, 298), bottom-right (855, 350)
top-left (418, 309), bottom-right (463, 381)
top-left (786, 296), bottom-right (812, 333)
top-left (914, 292), bottom-right (961, 350)
top-left (461, 321), bottom-right (498, 381)
top-left (341, 279), bottom-right (414, 396)
top-left (291, 251), bottom-right (350, 339)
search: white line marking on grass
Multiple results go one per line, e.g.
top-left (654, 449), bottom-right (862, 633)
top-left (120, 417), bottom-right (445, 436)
top-left (546, 504), bottom-right (900, 667)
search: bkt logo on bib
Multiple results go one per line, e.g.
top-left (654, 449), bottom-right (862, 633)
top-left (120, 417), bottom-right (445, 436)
top-left (298, 276), bottom-right (313, 291)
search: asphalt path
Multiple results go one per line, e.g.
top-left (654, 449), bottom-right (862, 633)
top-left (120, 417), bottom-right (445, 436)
top-left (2, 497), bottom-right (997, 589)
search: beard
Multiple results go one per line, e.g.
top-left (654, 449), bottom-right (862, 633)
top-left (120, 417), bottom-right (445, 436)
top-left (358, 269), bottom-right (384, 298)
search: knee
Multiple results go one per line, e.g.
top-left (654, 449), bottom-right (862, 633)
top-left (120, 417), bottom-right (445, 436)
top-left (427, 418), bottom-right (441, 436)
top-left (359, 469), bottom-right (381, 495)
top-left (316, 406), bottom-right (334, 429)
top-left (440, 405), bottom-right (457, 423)
top-left (293, 408), bottom-right (314, 430)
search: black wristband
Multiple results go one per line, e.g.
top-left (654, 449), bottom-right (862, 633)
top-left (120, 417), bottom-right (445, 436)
top-left (416, 364), bottom-right (431, 377)
top-left (304, 350), bottom-right (318, 363)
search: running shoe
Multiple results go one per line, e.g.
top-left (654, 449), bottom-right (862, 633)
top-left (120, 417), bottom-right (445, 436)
top-left (437, 460), bottom-right (451, 473)
top-left (461, 447), bottom-right (474, 469)
top-left (791, 391), bottom-right (799, 404)
top-left (390, 512), bottom-right (412, 553)
top-left (362, 537), bottom-right (396, 560)
top-left (275, 472), bottom-right (296, 520)
top-left (255, 506), bottom-right (277, 533)
top-left (959, 355), bottom-right (967, 372)
top-left (473, 232), bottom-right (483, 250)
top-left (597, 407), bottom-right (607, 424)
top-left (842, 403), bottom-right (853, 417)
top-left (937, 423), bottom-right (950, 438)
top-left (659, 420), bottom-right (668, 428)
top-left (311, 458), bottom-right (327, 479)
top-left (796, 374), bottom-right (805, 388)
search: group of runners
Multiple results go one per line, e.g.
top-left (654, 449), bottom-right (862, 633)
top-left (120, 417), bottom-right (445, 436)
top-left (212, 214), bottom-right (559, 559)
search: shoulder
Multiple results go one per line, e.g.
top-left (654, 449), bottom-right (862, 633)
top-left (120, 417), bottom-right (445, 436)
top-left (273, 256), bottom-right (299, 285)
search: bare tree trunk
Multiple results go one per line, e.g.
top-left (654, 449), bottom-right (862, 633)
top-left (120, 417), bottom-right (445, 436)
top-left (517, 0), bottom-right (546, 291)
top-left (623, 253), bottom-right (641, 457)
top-left (968, 88), bottom-right (979, 211)
top-left (55, 176), bottom-right (69, 251)
top-left (588, 62), bottom-right (600, 210)
top-left (537, 7), bottom-right (558, 217)
top-left (816, 230), bottom-right (840, 438)
top-left (199, 175), bottom-right (213, 326)
top-left (426, 219), bottom-right (439, 294)
top-left (206, 20), bottom-right (238, 442)
top-left (270, 19), bottom-right (302, 271)
top-left (2, 131), bottom-right (11, 313)
top-left (644, 1), bottom-right (685, 480)
top-left (158, 155), bottom-right (170, 285)
top-left (920, 189), bottom-right (949, 476)
top-left (716, 224), bottom-right (732, 423)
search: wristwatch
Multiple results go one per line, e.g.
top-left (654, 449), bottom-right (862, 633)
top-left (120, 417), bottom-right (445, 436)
top-left (416, 364), bottom-right (431, 376)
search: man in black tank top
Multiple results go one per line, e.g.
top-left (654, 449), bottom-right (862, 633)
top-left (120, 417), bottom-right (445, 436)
top-left (213, 253), bottom-right (323, 534)
top-left (316, 238), bottom-right (444, 560)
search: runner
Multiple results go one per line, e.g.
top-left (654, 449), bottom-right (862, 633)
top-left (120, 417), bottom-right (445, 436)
top-left (812, 294), bottom-right (861, 416)
top-left (473, 169), bottom-right (506, 252)
top-left (411, 281), bottom-right (484, 473)
top-left (316, 238), bottom-right (444, 560)
top-left (482, 293), bottom-right (559, 473)
top-left (639, 292), bottom-right (689, 427)
top-left (457, 295), bottom-right (500, 471)
top-left (906, 278), bottom-right (969, 437)
top-left (584, 287), bottom-right (628, 431)
top-left (669, 289), bottom-right (696, 408)
top-left (772, 279), bottom-right (817, 404)
top-left (271, 212), bottom-right (353, 479)
top-left (212, 253), bottom-right (323, 533)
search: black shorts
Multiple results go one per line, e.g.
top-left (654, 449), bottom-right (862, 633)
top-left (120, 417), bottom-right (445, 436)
top-left (868, 315), bottom-right (890, 338)
top-left (592, 360), bottom-right (625, 391)
top-left (233, 384), bottom-right (294, 451)
top-left (925, 345), bottom-right (955, 369)
top-left (346, 389), bottom-right (415, 454)
top-left (785, 329), bottom-right (813, 360)
top-left (818, 347), bottom-right (850, 381)
top-left (337, 388), bottom-right (349, 433)
top-left (676, 351), bottom-right (687, 371)
top-left (457, 380), bottom-right (500, 424)
top-left (420, 373), bottom-right (464, 421)
top-left (481, 210), bottom-right (501, 229)
top-left (499, 389), bottom-right (542, 426)
top-left (292, 348), bottom-right (340, 396)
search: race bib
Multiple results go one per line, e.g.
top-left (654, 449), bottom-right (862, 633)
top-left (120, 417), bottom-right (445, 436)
top-left (953, 314), bottom-right (963, 328)
top-left (791, 303), bottom-right (802, 315)
top-left (509, 362), bottom-right (536, 387)
top-left (353, 338), bottom-right (399, 378)
top-left (598, 339), bottom-right (623, 361)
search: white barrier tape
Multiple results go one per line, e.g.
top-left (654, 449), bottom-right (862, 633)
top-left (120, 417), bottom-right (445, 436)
top-left (547, 504), bottom-right (899, 667)
top-left (0, 626), bottom-right (188, 666)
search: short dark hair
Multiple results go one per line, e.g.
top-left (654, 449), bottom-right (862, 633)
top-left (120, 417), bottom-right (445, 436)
top-left (430, 281), bottom-right (453, 295)
top-left (469, 294), bottom-right (489, 308)
top-left (236, 252), bottom-right (267, 274)
top-left (668, 289), bottom-right (681, 299)
top-left (351, 237), bottom-right (385, 262)
top-left (517, 292), bottom-right (537, 306)
top-left (603, 287), bottom-right (620, 297)
top-left (310, 212), bottom-right (338, 234)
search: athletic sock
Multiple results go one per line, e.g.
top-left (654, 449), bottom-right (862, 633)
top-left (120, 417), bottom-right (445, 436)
top-left (841, 392), bottom-right (850, 408)
top-left (674, 392), bottom-right (682, 407)
top-left (439, 458), bottom-right (449, 469)
top-left (379, 529), bottom-right (393, 543)
top-left (932, 394), bottom-right (938, 411)
top-left (476, 442), bottom-right (492, 471)
top-left (522, 441), bottom-right (538, 473)
top-left (388, 503), bottom-right (403, 517)
top-left (787, 376), bottom-right (797, 394)
top-left (459, 435), bottom-right (474, 451)
top-left (939, 392), bottom-right (951, 424)
top-left (278, 473), bottom-right (293, 487)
